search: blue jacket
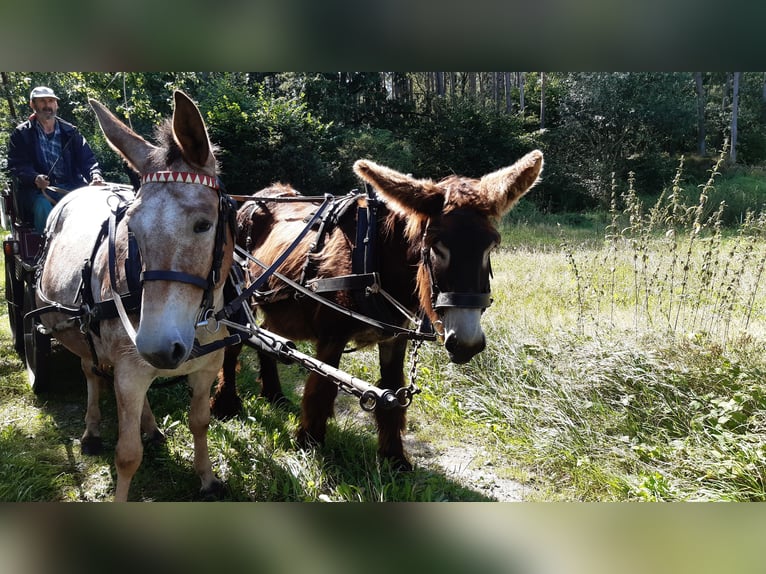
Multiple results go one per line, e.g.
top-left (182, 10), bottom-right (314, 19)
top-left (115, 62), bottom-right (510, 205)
top-left (7, 115), bottom-right (102, 219)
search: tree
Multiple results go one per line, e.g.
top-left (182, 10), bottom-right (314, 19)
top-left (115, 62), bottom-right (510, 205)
top-left (731, 72), bottom-right (740, 163)
top-left (540, 72), bottom-right (546, 129)
top-left (695, 72), bottom-right (706, 156)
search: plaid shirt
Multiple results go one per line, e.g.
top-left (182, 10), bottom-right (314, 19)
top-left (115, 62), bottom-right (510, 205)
top-left (35, 120), bottom-right (65, 181)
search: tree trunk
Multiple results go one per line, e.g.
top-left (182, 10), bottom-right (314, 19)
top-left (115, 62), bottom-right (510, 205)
top-left (468, 72), bottom-right (476, 99)
top-left (435, 72), bottom-right (445, 97)
top-left (518, 72), bottom-right (525, 114)
top-left (1, 71), bottom-right (18, 128)
top-left (694, 72), bottom-right (706, 156)
top-left (540, 72), bottom-right (546, 129)
top-left (505, 72), bottom-right (512, 113)
top-left (731, 72), bottom-right (740, 163)
top-left (722, 73), bottom-right (730, 113)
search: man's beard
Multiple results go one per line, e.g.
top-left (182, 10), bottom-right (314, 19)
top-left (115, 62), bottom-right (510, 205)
top-left (35, 107), bottom-right (55, 119)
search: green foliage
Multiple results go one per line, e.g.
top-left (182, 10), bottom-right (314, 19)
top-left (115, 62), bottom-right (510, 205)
top-left (336, 128), bottom-right (414, 177)
top-left (3, 71), bottom-right (766, 209)
top-left (204, 85), bottom-right (337, 195)
top-left (407, 98), bottom-right (538, 179)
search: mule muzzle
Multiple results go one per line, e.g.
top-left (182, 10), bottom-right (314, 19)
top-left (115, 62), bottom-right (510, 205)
top-left (136, 331), bottom-right (192, 370)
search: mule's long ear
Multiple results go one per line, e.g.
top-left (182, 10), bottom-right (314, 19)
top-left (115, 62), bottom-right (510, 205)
top-left (172, 90), bottom-right (215, 172)
top-left (90, 98), bottom-right (157, 174)
top-left (354, 159), bottom-right (444, 216)
top-left (480, 150), bottom-right (544, 217)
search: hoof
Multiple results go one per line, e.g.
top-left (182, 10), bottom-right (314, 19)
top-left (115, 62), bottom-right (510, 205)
top-left (144, 429), bottom-right (166, 446)
top-left (262, 390), bottom-right (289, 407)
top-left (80, 436), bottom-right (103, 456)
top-left (210, 394), bottom-right (242, 421)
top-left (296, 428), bottom-right (324, 450)
top-left (199, 477), bottom-right (225, 501)
top-left (380, 454), bottom-right (413, 472)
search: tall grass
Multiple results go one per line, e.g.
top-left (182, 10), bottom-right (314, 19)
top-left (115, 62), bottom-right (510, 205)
top-left (563, 148), bottom-right (766, 347)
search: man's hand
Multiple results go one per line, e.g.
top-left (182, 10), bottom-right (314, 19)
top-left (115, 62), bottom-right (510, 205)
top-left (90, 173), bottom-right (105, 186)
top-left (34, 174), bottom-right (50, 190)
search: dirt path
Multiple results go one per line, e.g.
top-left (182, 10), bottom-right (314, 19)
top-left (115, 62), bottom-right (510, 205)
top-left (406, 437), bottom-right (531, 502)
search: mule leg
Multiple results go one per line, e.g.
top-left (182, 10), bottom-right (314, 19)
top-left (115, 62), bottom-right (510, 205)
top-left (187, 367), bottom-right (224, 498)
top-left (141, 395), bottom-right (165, 445)
top-left (375, 337), bottom-right (412, 471)
top-left (112, 373), bottom-right (151, 502)
top-left (258, 349), bottom-right (287, 405)
top-left (210, 342), bottom-right (244, 419)
top-left (81, 363), bottom-right (106, 455)
top-left (296, 340), bottom-right (345, 448)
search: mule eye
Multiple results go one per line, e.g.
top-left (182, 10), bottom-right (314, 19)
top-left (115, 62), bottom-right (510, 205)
top-left (194, 220), bottom-right (213, 233)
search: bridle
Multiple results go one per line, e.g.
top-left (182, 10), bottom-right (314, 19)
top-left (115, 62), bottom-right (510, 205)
top-left (420, 219), bottom-right (493, 313)
top-left (109, 170), bottom-right (237, 346)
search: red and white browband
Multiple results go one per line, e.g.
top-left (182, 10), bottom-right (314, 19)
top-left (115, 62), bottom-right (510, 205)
top-left (141, 171), bottom-right (219, 190)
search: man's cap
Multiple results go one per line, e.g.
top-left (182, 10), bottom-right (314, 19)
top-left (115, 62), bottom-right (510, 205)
top-left (30, 86), bottom-right (59, 101)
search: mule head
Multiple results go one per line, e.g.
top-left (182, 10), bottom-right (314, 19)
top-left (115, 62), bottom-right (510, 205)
top-left (90, 91), bottom-right (232, 370)
top-left (354, 151), bottom-right (543, 364)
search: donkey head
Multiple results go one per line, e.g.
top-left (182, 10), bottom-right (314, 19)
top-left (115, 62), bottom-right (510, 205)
top-left (90, 91), bottom-right (232, 369)
top-left (354, 151), bottom-right (543, 363)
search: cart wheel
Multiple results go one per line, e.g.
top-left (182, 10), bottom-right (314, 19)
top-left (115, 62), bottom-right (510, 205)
top-left (4, 252), bottom-right (25, 356)
top-left (22, 283), bottom-right (51, 393)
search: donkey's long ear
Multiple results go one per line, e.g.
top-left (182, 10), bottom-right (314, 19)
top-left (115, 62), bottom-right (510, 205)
top-left (90, 98), bottom-right (157, 174)
top-left (354, 159), bottom-right (444, 217)
top-left (479, 150), bottom-right (544, 217)
top-left (172, 90), bottom-right (215, 172)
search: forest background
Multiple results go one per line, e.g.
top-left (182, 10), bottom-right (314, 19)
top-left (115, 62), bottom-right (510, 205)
top-left (2, 72), bottom-right (764, 216)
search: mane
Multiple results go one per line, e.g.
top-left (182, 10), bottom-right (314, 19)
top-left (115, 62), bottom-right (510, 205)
top-left (147, 119), bottom-right (220, 173)
top-left (439, 175), bottom-right (501, 218)
top-left (381, 173), bottom-right (501, 246)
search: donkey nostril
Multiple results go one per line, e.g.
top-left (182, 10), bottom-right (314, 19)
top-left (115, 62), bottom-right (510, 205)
top-left (444, 332), bottom-right (458, 353)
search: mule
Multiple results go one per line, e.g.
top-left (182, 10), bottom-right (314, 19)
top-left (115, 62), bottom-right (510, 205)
top-left (211, 150), bottom-right (543, 470)
top-left (33, 91), bottom-right (235, 501)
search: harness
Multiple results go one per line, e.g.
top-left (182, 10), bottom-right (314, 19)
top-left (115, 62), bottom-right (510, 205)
top-left (224, 185), bottom-right (494, 343)
top-left (301, 186), bottom-right (397, 325)
top-left (420, 220), bottom-right (494, 312)
top-left (31, 173), bottom-right (239, 374)
top-left (226, 187), bottom-right (437, 342)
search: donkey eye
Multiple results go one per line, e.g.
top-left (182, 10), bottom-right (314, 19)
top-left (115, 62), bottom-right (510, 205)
top-left (194, 220), bottom-right (213, 233)
top-left (431, 241), bottom-right (449, 261)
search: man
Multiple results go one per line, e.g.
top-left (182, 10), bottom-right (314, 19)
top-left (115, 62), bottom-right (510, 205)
top-left (7, 85), bottom-right (104, 232)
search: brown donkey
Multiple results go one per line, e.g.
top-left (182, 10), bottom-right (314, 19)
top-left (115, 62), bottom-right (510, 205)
top-left (211, 151), bottom-right (543, 469)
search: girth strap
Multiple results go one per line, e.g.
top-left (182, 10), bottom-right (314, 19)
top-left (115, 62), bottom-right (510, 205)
top-left (306, 273), bottom-right (378, 294)
top-left (108, 202), bottom-right (138, 343)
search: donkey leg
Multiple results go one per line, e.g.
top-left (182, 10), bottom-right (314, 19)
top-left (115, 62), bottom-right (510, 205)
top-left (210, 342), bottom-right (244, 419)
top-left (258, 349), bottom-right (287, 405)
top-left (112, 374), bottom-right (151, 502)
top-left (296, 340), bottom-right (345, 448)
top-left (187, 368), bottom-right (224, 498)
top-left (81, 363), bottom-right (106, 455)
top-left (375, 337), bottom-right (412, 471)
